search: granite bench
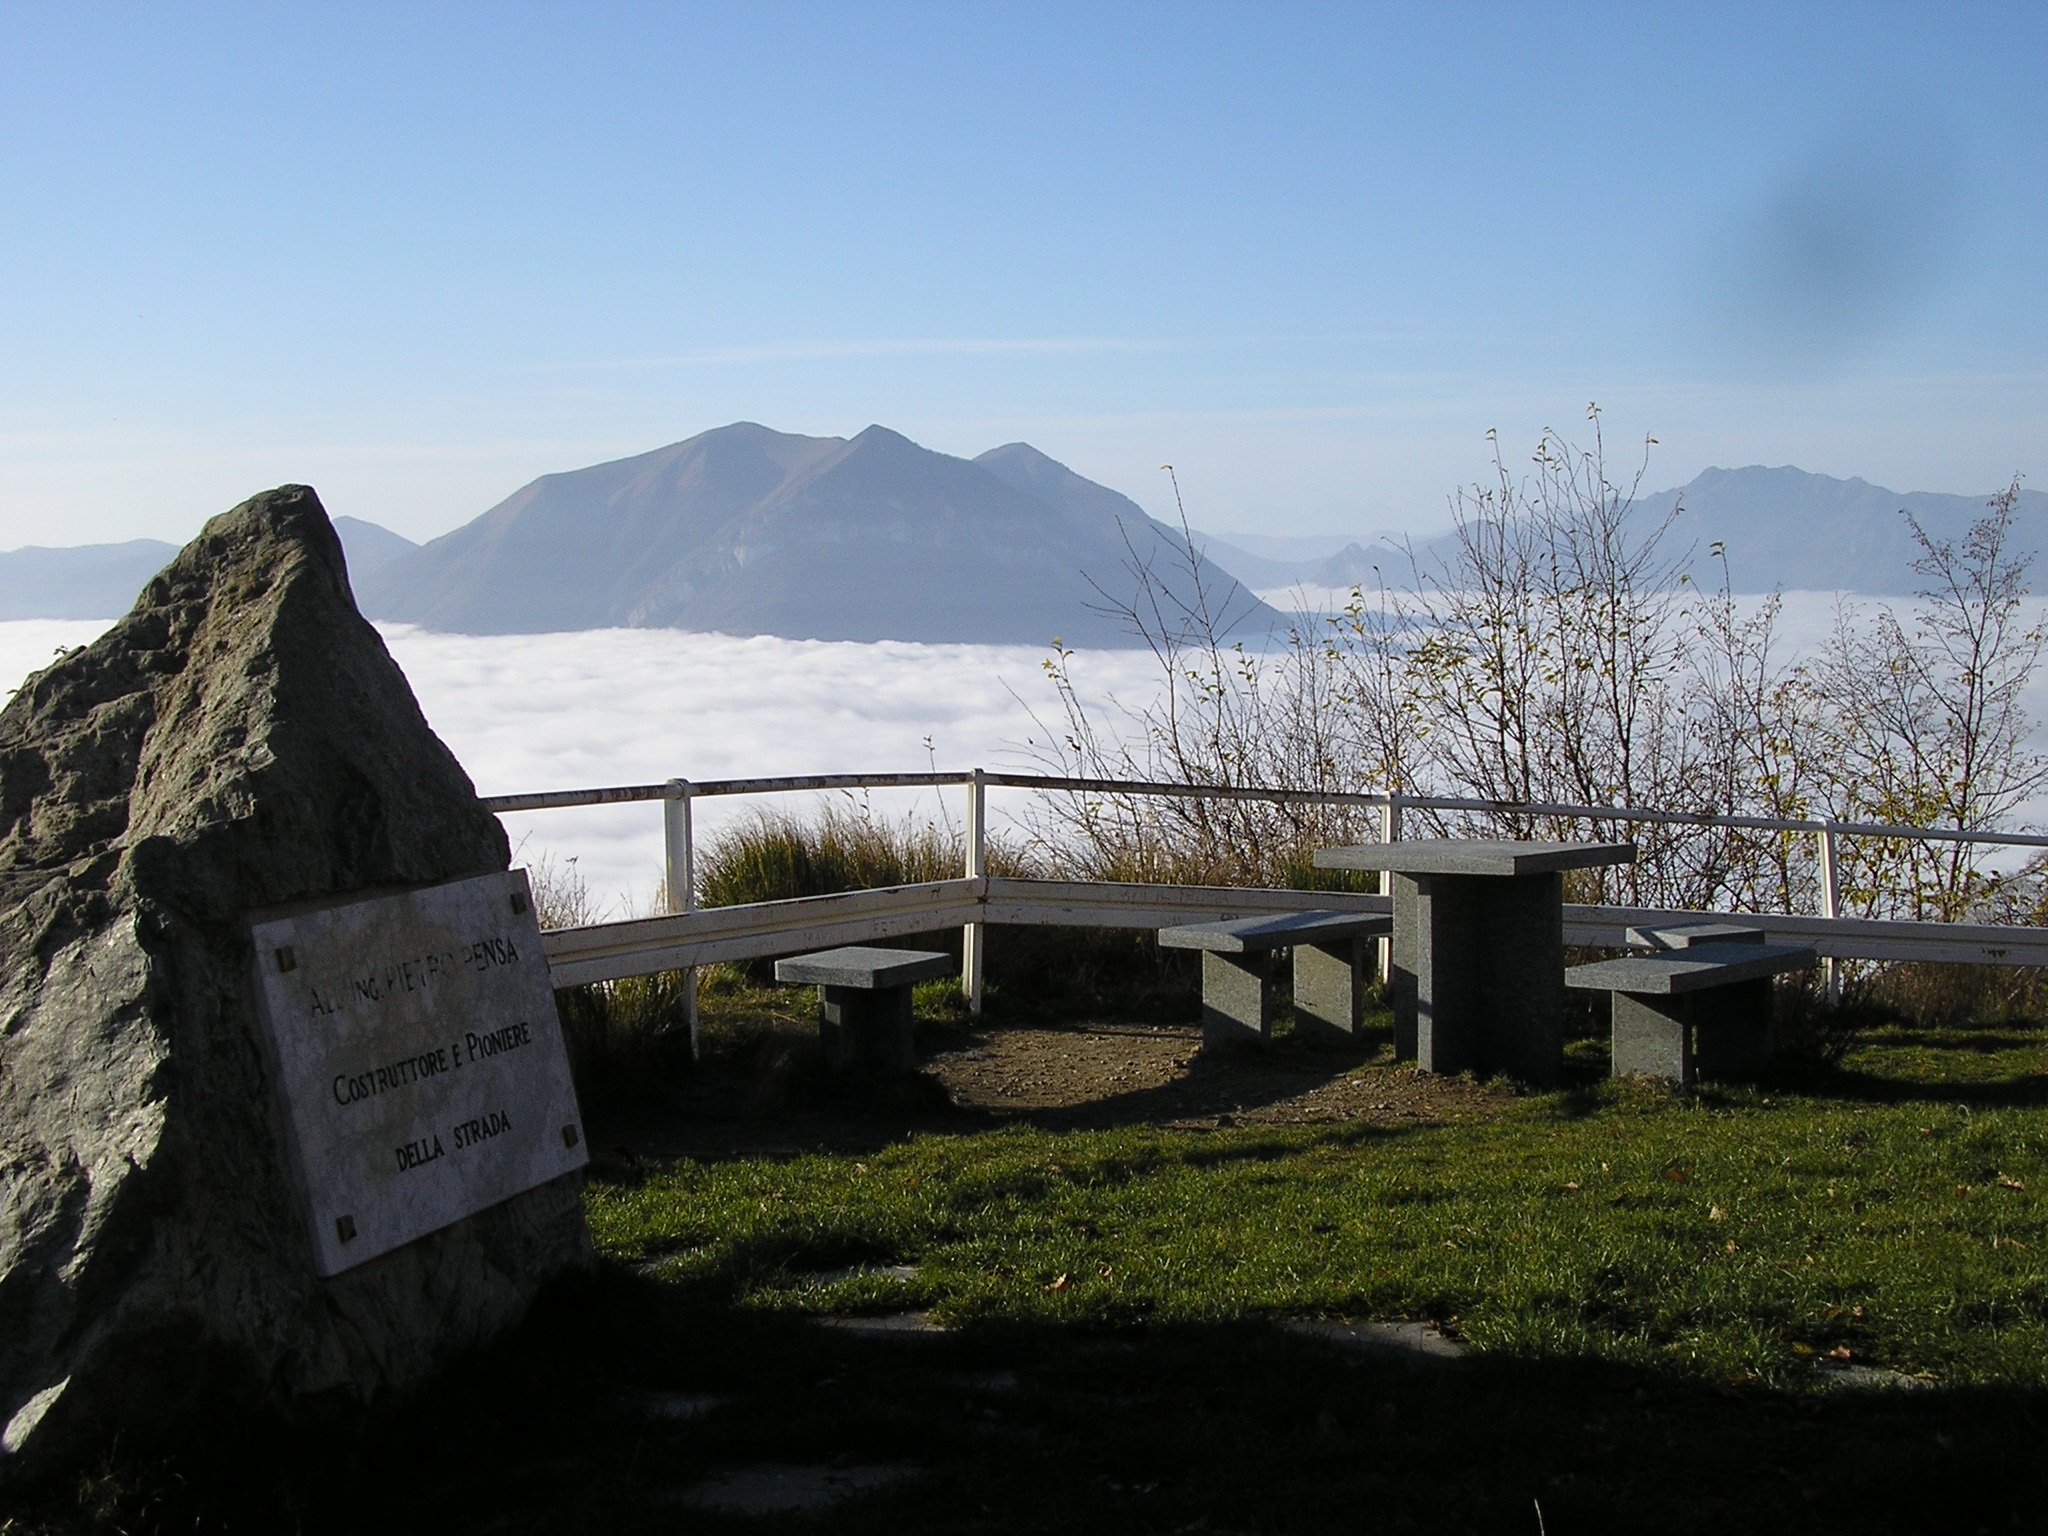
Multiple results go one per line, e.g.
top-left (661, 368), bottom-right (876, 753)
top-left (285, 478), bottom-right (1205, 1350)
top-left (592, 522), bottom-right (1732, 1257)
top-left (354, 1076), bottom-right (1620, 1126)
top-left (773, 945), bottom-right (954, 1073)
top-left (1566, 921), bottom-right (1815, 1085)
top-left (1157, 910), bottom-right (1392, 1050)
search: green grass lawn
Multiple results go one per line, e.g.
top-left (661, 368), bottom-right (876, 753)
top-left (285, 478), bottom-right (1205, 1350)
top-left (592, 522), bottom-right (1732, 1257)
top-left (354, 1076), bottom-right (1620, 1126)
top-left (592, 1066), bottom-right (2048, 1392)
top-left (15, 1012), bottom-right (2048, 1535)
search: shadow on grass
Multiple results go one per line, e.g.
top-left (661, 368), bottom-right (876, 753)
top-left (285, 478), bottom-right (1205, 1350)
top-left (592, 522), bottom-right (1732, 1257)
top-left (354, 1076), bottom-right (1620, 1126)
top-left (590, 1014), bottom-right (1407, 1166)
top-left (16, 1264), bottom-right (2045, 1536)
top-left (1804, 1069), bottom-right (2048, 1110)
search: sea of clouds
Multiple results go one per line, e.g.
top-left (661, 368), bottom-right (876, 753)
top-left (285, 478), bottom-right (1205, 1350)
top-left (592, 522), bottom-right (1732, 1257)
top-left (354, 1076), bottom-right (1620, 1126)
top-left (0, 619), bottom-right (1167, 916)
top-left (10, 590), bottom-right (2047, 916)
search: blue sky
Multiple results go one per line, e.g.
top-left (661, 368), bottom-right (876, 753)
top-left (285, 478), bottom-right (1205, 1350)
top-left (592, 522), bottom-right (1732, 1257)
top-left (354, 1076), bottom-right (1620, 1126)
top-left (2, 1), bottom-right (2043, 549)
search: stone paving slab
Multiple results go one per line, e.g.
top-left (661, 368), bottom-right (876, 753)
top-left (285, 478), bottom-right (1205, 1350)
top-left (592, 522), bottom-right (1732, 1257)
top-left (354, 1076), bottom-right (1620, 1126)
top-left (1811, 1359), bottom-right (1938, 1391)
top-left (1278, 1318), bottom-right (1468, 1361)
top-left (805, 1263), bottom-right (921, 1285)
top-left (629, 1391), bottom-right (730, 1421)
top-left (815, 1310), bottom-right (949, 1337)
top-left (677, 1463), bottom-right (921, 1514)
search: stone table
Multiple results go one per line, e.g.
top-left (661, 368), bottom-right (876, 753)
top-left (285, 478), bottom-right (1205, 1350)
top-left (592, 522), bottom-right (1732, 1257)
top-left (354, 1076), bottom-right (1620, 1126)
top-left (1311, 839), bottom-right (1636, 1085)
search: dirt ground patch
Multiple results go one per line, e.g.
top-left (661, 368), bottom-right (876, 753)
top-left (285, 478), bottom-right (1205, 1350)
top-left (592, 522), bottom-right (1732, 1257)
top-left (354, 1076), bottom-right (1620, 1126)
top-left (932, 1023), bottom-right (1504, 1130)
top-left (590, 1017), bottom-right (1512, 1162)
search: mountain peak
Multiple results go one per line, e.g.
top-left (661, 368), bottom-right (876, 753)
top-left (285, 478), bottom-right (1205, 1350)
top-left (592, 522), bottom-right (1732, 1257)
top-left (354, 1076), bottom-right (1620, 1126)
top-left (356, 424), bottom-right (1280, 644)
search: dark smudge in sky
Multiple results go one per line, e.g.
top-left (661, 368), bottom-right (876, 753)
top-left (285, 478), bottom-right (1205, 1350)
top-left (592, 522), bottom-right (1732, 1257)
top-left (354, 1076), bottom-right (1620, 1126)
top-left (1697, 116), bottom-right (1971, 377)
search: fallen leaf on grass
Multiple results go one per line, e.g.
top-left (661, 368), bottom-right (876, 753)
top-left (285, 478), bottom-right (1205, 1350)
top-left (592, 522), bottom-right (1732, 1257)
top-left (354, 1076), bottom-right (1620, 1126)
top-left (1563, 1181), bottom-right (1581, 1191)
top-left (1047, 1274), bottom-right (1070, 1292)
top-left (1998, 1175), bottom-right (2026, 1190)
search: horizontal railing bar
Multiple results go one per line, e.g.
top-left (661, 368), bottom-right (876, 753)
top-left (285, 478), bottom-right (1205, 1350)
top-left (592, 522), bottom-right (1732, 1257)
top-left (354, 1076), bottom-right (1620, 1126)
top-left (486, 767), bottom-right (2048, 852)
top-left (1563, 903), bottom-right (2048, 966)
top-left (483, 772), bottom-right (960, 813)
top-left (985, 773), bottom-right (2048, 848)
top-left (541, 879), bottom-right (983, 987)
top-left (537, 876), bottom-right (2048, 987)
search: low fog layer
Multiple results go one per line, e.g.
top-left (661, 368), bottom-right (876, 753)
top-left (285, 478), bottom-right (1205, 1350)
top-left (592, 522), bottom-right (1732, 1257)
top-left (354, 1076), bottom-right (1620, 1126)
top-left (0, 620), bottom-right (1162, 913)
top-left (9, 599), bottom-right (2046, 917)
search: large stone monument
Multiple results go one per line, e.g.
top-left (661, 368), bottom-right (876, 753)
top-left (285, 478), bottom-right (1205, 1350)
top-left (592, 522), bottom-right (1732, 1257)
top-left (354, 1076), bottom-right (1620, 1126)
top-left (0, 486), bottom-right (592, 1477)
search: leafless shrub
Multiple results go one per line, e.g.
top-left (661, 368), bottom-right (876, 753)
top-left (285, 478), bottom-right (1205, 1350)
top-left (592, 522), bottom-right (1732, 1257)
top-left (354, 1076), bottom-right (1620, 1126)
top-left (1029, 413), bottom-right (2043, 924)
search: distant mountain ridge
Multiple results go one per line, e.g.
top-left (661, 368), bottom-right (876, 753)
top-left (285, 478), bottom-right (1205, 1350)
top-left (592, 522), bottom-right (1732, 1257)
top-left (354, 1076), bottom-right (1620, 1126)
top-left (1627, 466), bottom-right (2046, 594)
top-left (357, 423), bottom-right (1279, 646)
top-left (0, 517), bottom-right (416, 620)
top-left (0, 540), bottom-right (177, 620)
top-left (1192, 466), bottom-right (2045, 597)
top-left (8, 456), bottom-right (2037, 627)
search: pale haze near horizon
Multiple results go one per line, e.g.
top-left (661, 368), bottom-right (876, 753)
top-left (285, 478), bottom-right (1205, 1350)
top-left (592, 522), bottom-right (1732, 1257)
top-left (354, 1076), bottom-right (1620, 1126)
top-left (2, 2), bottom-right (2044, 554)
top-left (13, 598), bottom-right (2048, 913)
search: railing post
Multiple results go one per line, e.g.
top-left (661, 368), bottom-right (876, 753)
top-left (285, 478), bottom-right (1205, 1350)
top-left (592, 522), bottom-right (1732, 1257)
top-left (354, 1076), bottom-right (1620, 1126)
top-left (1378, 793), bottom-right (1402, 984)
top-left (1816, 818), bottom-right (1842, 1007)
top-left (664, 779), bottom-right (701, 1057)
top-left (963, 768), bottom-right (986, 1016)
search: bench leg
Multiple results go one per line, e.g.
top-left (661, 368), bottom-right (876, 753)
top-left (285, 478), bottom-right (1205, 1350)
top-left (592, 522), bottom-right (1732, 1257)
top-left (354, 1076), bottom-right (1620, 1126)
top-left (1200, 951), bottom-right (1272, 1051)
top-left (1610, 991), bottom-right (1694, 1086)
top-left (1292, 939), bottom-right (1363, 1042)
top-left (1692, 977), bottom-right (1774, 1082)
top-left (819, 983), bottom-right (918, 1073)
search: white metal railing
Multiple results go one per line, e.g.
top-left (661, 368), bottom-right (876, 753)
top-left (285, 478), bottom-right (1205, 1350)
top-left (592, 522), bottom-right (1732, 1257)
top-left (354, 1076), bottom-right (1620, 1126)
top-left (538, 876), bottom-right (2048, 989)
top-left (488, 769), bottom-right (2048, 1009)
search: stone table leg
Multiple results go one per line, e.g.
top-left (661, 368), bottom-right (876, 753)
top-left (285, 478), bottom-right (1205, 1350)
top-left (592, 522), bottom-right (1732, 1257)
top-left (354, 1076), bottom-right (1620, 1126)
top-left (1292, 939), bottom-right (1363, 1043)
top-left (1610, 991), bottom-right (1694, 1085)
top-left (819, 984), bottom-right (917, 1073)
top-left (1390, 872), bottom-right (1482, 1072)
top-left (1393, 870), bottom-right (1563, 1085)
top-left (1473, 871), bottom-right (1565, 1086)
top-left (1200, 950), bottom-right (1272, 1050)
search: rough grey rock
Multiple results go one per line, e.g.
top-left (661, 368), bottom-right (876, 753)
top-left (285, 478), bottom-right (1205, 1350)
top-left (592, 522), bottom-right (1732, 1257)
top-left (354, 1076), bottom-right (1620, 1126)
top-left (0, 485), bottom-right (591, 1478)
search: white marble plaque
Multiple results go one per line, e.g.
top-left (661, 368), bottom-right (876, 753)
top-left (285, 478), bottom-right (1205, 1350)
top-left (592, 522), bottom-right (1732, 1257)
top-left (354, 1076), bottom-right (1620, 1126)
top-left (249, 868), bottom-right (587, 1276)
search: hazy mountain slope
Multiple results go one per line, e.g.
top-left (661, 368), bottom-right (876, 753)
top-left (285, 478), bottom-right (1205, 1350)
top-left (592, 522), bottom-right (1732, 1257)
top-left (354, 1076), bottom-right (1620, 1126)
top-left (975, 442), bottom-right (1275, 625)
top-left (358, 422), bottom-right (841, 633)
top-left (1193, 531), bottom-right (1407, 592)
top-left (1181, 533), bottom-right (1300, 589)
top-left (1401, 466), bottom-right (2046, 594)
top-left (0, 518), bottom-right (417, 619)
top-left (1639, 466), bottom-right (2046, 593)
top-left (359, 423), bottom-right (1281, 645)
top-left (332, 516), bottom-right (419, 577)
top-left (0, 540), bottom-right (178, 619)
top-left (1305, 542), bottom-right (1405, 589)
top-left (975, 442), bottom-right (1158, 536)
